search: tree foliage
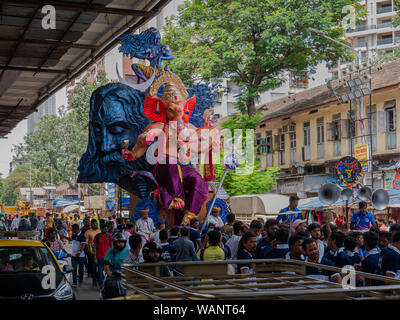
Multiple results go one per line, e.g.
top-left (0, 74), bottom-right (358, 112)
top-left (0, 165), bottom-right (36, 205)
top-left (163, 0), bottom-right (363, 115)
top-left (12, 72), bottom-right (108, 190)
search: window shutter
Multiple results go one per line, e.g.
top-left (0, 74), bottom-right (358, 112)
top-left (341, 119), bottom-right (350, 139)
top-left (377, 111), bottom-right (386, 132)
top-left (326, 122), bottom-right (334, 141)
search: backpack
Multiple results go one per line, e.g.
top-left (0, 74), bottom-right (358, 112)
top-left (199, 247), bottom-right (228, 261)
top-left (95, 232), bottom-right (112, 249)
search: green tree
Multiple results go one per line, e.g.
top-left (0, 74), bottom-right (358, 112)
top-left (13, 72), bottom-right (108, 189)
top-left (163, 0), bottom-right (363, 115)
top-left (214, 160), bottom-right (279, 196)
top-left (0, 165), bottom-right (35, 205)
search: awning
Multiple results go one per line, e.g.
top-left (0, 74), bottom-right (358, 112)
top-left (381, 160), bottom-right (400, 171)
top-left (0, 0), bottom-right (171, 137)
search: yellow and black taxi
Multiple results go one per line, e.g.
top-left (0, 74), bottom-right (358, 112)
top-left (0, 232), bottom-right (75, 300)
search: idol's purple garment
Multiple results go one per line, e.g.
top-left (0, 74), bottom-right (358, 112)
top-left (154, 158), bottom-right (208, 215)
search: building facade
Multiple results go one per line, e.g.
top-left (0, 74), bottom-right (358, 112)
top-left (256, 59), bottom-right (400, 195)
top-left (27, 94), bottom-right (57, 133)
top-left (331, 0), bottom-right (399, 79)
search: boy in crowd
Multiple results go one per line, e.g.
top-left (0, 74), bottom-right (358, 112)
top-left (94, 221), bottom-right (113, 286)
top-left (302, 238), bottom-right (341, 284)
top-left (379, 231), bottom-right (391, 250)
top-left (308, 223), bottom-right (327, 258)
top-left (226, 221), bottom-right (246, 260)
top-left (71, 223), bottom-right (86, 287)
top-left (167, 227), bottom-right (179, 245)
top-left (362, 231), bottom-right (382, 286)
top-left (342, 235), bottom-right (361, 267)
top-left (389, 224), bottom-right (400, 239)
top-left (277, 196), bottom-right (302, 229)
top-left (159, 229), bottom-right (176, 270)
top-left (223, 213), bottom-right (236, 239)
top-left (286, 235), bottom-right (305, 261)
top-left (198, 230), bottom-right (227, 261)
top-left (255, 219), bottom-right (279, 259)
top-left (326, 230), bottom-right (346, 267)
top-left (189, 218), bottom-right (201, 252)
top-left (249, 220), bottom-right (263, 240)
top-left (266, 228), bottom-right (289, 259)
top-left (123, 234), bottom-right (144, 265)
top-left (292, 219), bottom-right (307, 235)
top-left (379, 231), bottom-right (400, 281)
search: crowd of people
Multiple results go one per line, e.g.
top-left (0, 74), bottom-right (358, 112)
top-left (3, 195), bottom-right (400, 290)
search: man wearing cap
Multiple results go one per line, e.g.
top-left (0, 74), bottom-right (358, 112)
top-left (350, 201), bottom-right (377, 231)
top-left (292, 219), bottom-right (308, 236)
top-left (135, 207), bottom-right (157, 246)
top-left (277, 196), bottom-right (302, 230)
top-left (207, 205), bottom-right (224, 229)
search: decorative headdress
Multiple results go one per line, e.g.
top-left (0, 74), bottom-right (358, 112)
top-left (143, 71), bottom-right (196, 123)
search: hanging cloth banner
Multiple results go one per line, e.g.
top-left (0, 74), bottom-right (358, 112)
top-left (335, 156), bottom-right (363, 187)
top-left (394, 168), bottom-right (400, 189)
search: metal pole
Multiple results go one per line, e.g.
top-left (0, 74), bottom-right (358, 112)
top-left (200, 169), bottom-right (228, 233)
top-left (29, 162), bottom-right (32, 204)
top-left (78, 183), bottom-right (81, 214)
top-left (369, 65), bottom-right (374, 189)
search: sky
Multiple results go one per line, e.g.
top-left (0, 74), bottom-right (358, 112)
top-left (0, 119), bottom-right (27, 178)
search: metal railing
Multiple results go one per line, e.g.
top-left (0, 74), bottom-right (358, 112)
top-left (377, 6), bottom-right (393, 14)
top-left (377, 37), bottom-right (393, 45)
top-left (347, 24), bottom-right (377, 33)
top-left (377, 22), bottom-right (393, 29)
top-left (119, 259), bottom-right (400, 300)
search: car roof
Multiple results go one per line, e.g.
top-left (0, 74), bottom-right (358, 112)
top-left (0, 239), bottom-right (45, 247)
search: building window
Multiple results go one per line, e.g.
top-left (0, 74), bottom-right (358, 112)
top-left (367, 105), bottom-right (377, 152)
top-left (332, 113), bottom-right (341, 157)
top-left (386, 105), bottom-right (397, 150)
top-left (266, 131), bottom-right (273, 153)
top-left (290, 130), bottom-right (296, 164)
top-left (317, 117), bottom-right (324, 159)
top-left (279, 128), bottom-right (285, 165)
top-left (303, 121), bottom-right (310, 146)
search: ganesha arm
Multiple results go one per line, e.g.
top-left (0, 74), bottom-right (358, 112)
top-left (123, 122), bottom-right (164, 161)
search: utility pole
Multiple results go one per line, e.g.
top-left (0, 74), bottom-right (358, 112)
top-left (29, 162), bottom-right (33, 205)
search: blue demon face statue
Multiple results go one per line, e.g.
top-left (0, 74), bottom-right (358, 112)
top-left (77, 83), bottom-right (153, 196)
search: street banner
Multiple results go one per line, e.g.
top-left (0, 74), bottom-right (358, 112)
top-left (84, 196), bottom-right (105, 210)
top-left (354, 143), bottom-right (369, 173)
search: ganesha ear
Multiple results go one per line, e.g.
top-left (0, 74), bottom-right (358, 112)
top-left (182, 95), bottom-right (196, 123)
top-left (143, 95), bottom-right (167, 123)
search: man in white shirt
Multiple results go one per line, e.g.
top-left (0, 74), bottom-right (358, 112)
top-left (135, 208), bottom-right (157, 246)
top-left (207, 206), bottom-right (224, 229)
top-left (10, 215), bottom-right (20, 231)
top-left (226, 222), bottom-right (245, 260)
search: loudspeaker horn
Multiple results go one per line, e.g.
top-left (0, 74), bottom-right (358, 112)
top-left (371, 189), bottom-right (390, 211)
top-left (358, 186), bottom-right (372, 201)
top-left (318, 183), bottom-right (341, 205)
top-left (340, 188), bottom-right (353, 201)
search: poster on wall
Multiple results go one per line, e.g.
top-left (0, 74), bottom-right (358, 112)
top-left (384, 170), bottom-right (397, 190)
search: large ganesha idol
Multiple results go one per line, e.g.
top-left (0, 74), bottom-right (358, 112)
top-left (77, 27), bottom-right (219, 225)
top-left (121, 71), bottom-right (219, 224)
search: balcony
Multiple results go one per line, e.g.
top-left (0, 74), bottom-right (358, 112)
top-left (377, 37), bottom-right (393, 45)
top-left (376, 6), bottom-right (393, 14)
top-left (346, 24), bottom-right (376, 33)
top-left (377, 22), bottom-right (393, 29)
top-left (355, 42), bottom-right (366, 48)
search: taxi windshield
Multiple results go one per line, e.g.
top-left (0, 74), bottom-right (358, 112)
top-left (0, 246), bottom-right (57, 274)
